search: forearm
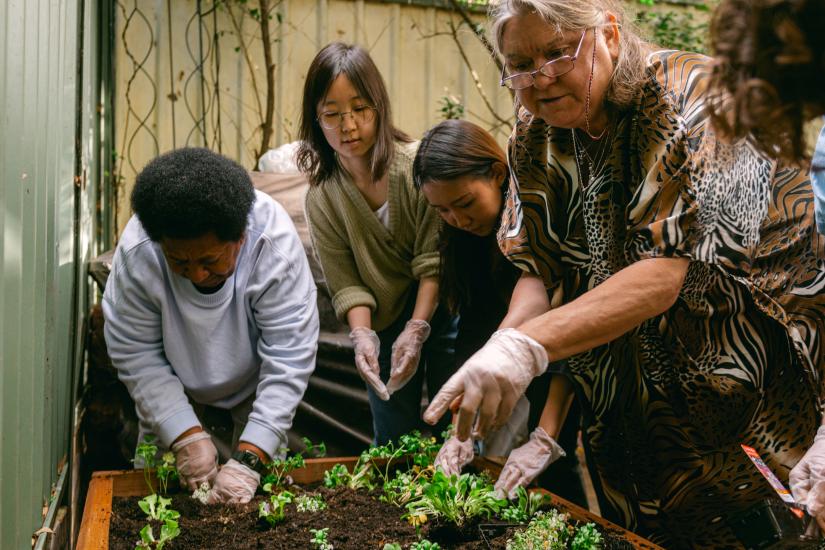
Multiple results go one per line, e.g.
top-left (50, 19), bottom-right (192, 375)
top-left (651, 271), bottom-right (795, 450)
top-left (537, 375), bottom-right (574, 439)
top-left (411, 277), bottom-right (439, 322)
top-left (499, 272), bottom-right (551, 329)
top-left (519, 257), bottom-right (689, 361)
top-left (347, 305), bottom-right (373, 330)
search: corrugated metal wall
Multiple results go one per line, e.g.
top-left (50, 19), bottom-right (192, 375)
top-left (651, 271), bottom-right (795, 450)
top-left (0, 0), bottom-right (105, 547)
top-left (112, 0), bottom-right (515, 232)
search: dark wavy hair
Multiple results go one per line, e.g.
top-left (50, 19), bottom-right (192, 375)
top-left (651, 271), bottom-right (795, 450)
top-left (708, 0), bottom-right (825, 163)
top-left (413, 120), bottom-right (509, 313)
top-left (296, 42), bottom-right (411, 186)
top-left (131, 147), bottom-right (254, 242)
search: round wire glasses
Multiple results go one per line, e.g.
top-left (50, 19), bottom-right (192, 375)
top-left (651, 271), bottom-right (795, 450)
top-left (317, 105), bottom-right (377, 130)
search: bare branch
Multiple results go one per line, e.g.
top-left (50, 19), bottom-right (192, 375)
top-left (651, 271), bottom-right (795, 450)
top-left (225, 3), bottom-right (264, 121)
top-left (257, 0), bottom-right (277, 162)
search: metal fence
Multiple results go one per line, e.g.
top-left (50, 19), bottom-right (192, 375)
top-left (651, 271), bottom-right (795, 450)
top-left (0, 0), bottom-right (108, 547)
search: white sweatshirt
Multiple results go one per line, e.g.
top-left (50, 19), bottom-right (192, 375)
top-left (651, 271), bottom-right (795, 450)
top-left (102, 190), bottom-right (319, 457)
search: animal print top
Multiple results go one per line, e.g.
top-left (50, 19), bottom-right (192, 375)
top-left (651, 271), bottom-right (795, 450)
top-left (499, 50), bottom-right (825, 548)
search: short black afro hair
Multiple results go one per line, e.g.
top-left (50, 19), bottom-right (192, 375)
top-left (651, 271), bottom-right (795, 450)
top-left (131, 147), bottom-right (255, 242)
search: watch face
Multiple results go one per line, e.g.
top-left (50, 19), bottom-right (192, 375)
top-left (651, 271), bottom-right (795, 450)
top-left (235, 450), bottom-right (263, 472)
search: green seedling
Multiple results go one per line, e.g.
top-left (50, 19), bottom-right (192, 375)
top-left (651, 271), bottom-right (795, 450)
top-left (571, 523), bottom-right (603, 550)
top-left (262, 437), bottom-right (326, 489)
top-left (506, 509), bottom-right (602, 550)
top-left (258, 490), bottom-right (294, 526)
top-left (500, 486), bottom-right (551, 523)
top-left (382, 544), bottom-right (403, 550)
top-left (295, 493), bottom-right (326, 512)
top-left (134, 519), bottom-right (180, 550)
top-left (411, 541), bottom-right (441, 550)
top-left (155, 452), bottom-right (178, 495)
top-left (137, 494), bottom-right (180, 522)
top-left (310, 527), bottom-right (334, 550)
top-left (135, 436), bottom-right (159, 493)
top-left (405, 470), bottom-right (507, 527)
top-left (323, 463), bottom-right (350, 489)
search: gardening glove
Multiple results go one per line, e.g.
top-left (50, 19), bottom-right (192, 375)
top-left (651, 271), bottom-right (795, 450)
top-left (387, 319), bottom-right (431, 395)
top-left (349, 327), bottom-right (390, 401)
top-left (494, 427), bottom-right (565, 499)
top-left (434, 435), bottom-right (475, 477)
top-left (171, 430), bottom-right (219, 491)
top-left (205, 459), bottom-right (260, 504)
top-left (790, 425), bottom-right (825, 531)
top-left (424, 328), bottom-right (548, 441)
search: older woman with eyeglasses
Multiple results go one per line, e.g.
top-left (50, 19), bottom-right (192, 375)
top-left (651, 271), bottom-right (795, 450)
top-left (423, 0), bottom-right (825, 546)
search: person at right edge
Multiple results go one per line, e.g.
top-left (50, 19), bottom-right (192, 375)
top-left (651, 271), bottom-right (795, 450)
top-left (423, 0), bottom-right (825, 547)
top-left (709, 0), bottom-right (825, 532)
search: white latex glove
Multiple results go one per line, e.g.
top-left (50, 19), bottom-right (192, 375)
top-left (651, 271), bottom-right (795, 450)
top-left (349, 327), bottom-right (390, 401)
top-left (171, 431), bottom-right (218, 491)
top-left (790, 425), bottom-right (825, 530)
top-left (423, 329), bottom-right (548, 440)
top-left (434, 435), bottom-right (475, 477)
top-left (205, 459), bottom-right (261, 504)
top-left (387, 319), bottom-right (431, 395)
top-left (494, 427), bottom-right (566, 499)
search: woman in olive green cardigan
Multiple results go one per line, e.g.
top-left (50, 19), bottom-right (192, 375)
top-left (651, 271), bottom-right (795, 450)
top-left (298, 42), bottom-right (457, 444)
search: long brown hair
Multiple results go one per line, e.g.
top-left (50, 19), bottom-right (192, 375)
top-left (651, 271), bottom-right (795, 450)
top-left (413, 120), bottom-right (510, 313)
top-left (707, 0), bottom-right (825, 163)
top-left (296, 42), bottom-right (411, 186)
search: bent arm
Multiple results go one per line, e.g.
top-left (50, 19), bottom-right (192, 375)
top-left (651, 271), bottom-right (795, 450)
top-left (411, 276), bottom-right (439, 322)
top-left (518, 257), bottom-right (689, 361)
top-left (499, 272), bottom-right (551, 329)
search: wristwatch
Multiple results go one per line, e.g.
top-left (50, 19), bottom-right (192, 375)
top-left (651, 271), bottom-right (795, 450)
top-left (231, 449), bottom-right (266, 473)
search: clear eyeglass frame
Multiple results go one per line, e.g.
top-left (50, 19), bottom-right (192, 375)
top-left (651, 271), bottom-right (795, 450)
top-left (317, 105), bottom-right (377, 130)
top-left (499, 29), bottom-right (588, 90)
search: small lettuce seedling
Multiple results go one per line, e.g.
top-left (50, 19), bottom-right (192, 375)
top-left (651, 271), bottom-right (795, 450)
top-left (410, 541), bottom-right (441, 550)
top-left (138, 494), bottom-right (180, 522)
top-left (500, 487), bottom-right (551, 523)
top-left (263, 437), bottom-right (326, 489)
top-left (155, 452), bottom-right (178, 495)
top-left (571, 523), bottom-right (603, 550)
top-left (295, 493), bottom-right (326, 512)
top-left (134, 519), bottom-right (180, 550)
top-left (134, 436), bottom-right (159, 493)
top-left (323, 463), bottom-right (350, 488)
top-left (506, 509), bottom-right (602, 550)
top-left (258, 490), bottom-right (294, 526)
top-left (405, 471), bottom-right (507, 527)
top-left (310, 527), bottom-right (333, 550)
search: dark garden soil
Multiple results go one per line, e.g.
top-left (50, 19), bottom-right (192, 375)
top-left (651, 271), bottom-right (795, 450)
top-left (109, 486), bottom-right (634, 550)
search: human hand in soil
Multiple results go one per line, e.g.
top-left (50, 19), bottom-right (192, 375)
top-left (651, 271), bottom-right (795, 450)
top-left (434, 434), bottom-right (474, 477)
top-left (423, 329), bottom-right (547, 440)
top-left (494, 427), bottom-right (565, 499)
top-left (172, 430), bottom-right (219, 491)
top-left (387, 319), bottom-right (431, 395)
top-left (349, 327), bottom-right (390, 401)
top-left (206, 459), bottom-right (260, 504)
top-left (790, 424), bottom-right (825, 530)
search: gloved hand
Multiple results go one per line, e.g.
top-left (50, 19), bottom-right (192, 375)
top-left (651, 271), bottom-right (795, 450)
top-left (172, 430), bottom-right (219, 491)
top-left (424, 329), bottom-right (548, 440)
top-left (349, 327), bottom-right (389, 401)
top-left (790, 425), bottom-right (825, 530)
top-left (205, 459), bottom-right (260, 504)
top-left (387, 319), bottom-right (431, 395)
top-left (494, 427), bottom-right (566, 499)
top-left (434, 435), bottom-right (475, 477)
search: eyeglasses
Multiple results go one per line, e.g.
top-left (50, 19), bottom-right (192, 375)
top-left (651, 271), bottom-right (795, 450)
top-left (317, 105), bottom-right (377, 130)
top-left (500, 29), bottom-right (588, 90)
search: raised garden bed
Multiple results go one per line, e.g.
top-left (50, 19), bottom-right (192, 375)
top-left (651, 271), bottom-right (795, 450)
top-left (78, 447), bottom-right (663, 550)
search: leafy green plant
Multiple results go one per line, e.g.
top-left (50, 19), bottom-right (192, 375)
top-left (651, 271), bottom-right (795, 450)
top-left (134, 519), bottom-right (180, 550)
top-left (635, 9), bottom-right (709, 54)
top-left (411, 541), bottom-right (441, 550)
top-left (135, 436), bottom-right (159, 493)
top-left (506, 509), bottom-right (603, 550)
top-left (155, 452), bottom-right (178, 495)
top-left (500, 487), bottom-right (551, 523)
top-left (295, 493), bottom-right (326, 512)
top-left (571, 523), bottom-right (604, 550)
top-left (405, 470), bottom-right (507, 527)
top-left (323, 463), bottom-right (350, 489)
top-left (258, 490), bottom-right (294, 526)
top-left (137, 494), bottom-right (180, 522)
top-left (310, 527), bottom-right (334, 550)
top-left (438, 92), bottom-right (465, 120)
top-left (262, 437), bottom-right (326, 489)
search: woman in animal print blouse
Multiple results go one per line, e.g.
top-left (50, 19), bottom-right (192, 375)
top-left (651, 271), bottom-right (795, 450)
top-left (424, 0), bottom-right (825, 547)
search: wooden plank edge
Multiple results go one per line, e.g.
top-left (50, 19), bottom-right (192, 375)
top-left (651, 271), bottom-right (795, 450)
top-left (76, 474), bottom-right (113, 550)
